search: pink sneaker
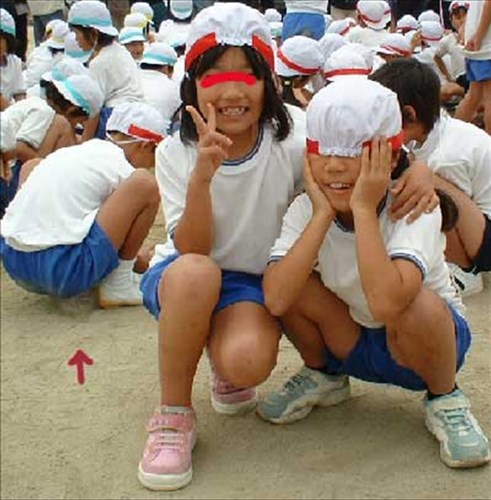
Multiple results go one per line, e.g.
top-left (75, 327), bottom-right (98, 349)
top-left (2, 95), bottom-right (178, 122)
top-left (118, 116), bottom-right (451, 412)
top-left (138, 406), bottom-right (197, 491)
top-left (211, 373), bottom-right (257, 415)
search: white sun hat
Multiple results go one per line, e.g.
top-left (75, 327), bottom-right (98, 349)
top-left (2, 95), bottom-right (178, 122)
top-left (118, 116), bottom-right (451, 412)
top-left (42, 57), bottom-right (89, 83)
top-left (64, 32), bottom-right (92, 63)
top-left (418, 10), bottom-right (441, 23)
top-left (318, 33), bottom-right (347, 62)
top-left (52, 74), bottom-right (104, 117)
top-left (275, 35), bottom-right (323, 77)
top-left (269, 21), bottom-right (282, 38)
top-left (169, 0), bottom-right (193, 20)
top-left (0, 8), bottom-right (15, 36)
top-left (323, 44), bottom-right (372, 82)
top-left (306, 78), bottom-right (402, 158)
top-left (264, 8), bottom-right (282, 23)
top-left (449, 1), bottom-right (469, 13)
top-left (46, 21), bottom-right (70, 49)
top-left (396, 14), bottom-right (419, 34)
top-left (124, 12), bottom-right (149, 29)
top-left (68, 0), bottom-right (118, 37)
top-left (326, 18), bottom-right (356, 36)
top-left (131, 2), bottom-right (154, 22)
top-left (119, 27), bottom-right (146, 45)
top-left (420, 20), bottom-right (444, 47)
top-left (106, 102), bottom-right (166, 143)
top-left (45, 18), bottom-right (64, 38)
top-left (185, 2), bottom-right (274, 71)
top-left (377, 33), bottom-right (412, 57)
top-left (141, 42), bottom-right (178, 66)
top-left (357, 0), bottom-right (391, 31)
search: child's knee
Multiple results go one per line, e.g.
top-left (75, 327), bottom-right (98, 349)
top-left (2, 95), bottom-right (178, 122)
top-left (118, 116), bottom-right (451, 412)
top-left (128, 170), bottom-right (160, 204)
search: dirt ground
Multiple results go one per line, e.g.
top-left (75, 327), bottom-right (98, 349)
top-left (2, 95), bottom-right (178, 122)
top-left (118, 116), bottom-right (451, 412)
top-left (1, 210), bottom-right (490, 500)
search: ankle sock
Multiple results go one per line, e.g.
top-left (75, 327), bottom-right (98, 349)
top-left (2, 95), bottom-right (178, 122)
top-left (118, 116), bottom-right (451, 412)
top-left (427, 385), bottom-right (458, 401)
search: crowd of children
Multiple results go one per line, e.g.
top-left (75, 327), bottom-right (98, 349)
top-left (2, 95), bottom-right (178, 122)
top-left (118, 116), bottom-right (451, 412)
top-left (0, 0), bottom-right (490, 493)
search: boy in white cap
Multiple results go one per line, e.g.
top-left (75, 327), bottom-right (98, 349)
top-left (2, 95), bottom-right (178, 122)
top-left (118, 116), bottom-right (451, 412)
top-left (414, 20), bottom-right (447, 83)
top-left (0, 102), bottom-right (165, 307)
top-left (0, 8), bottom-right (26, 110)
top-left (139, 42), bottom-right (180, 129)
top-left (323, 43), bottom-right (372, 82)
top-left (257, 77), bottom-right (490, 470)
top-left (119, 27), bottom-right (146, 61)
top-left (348, 0), bottom-right (391, 47)
top-left (68, 0), bottom-right (144, 140)
top-left (396, 14), bottom-right (420, 35)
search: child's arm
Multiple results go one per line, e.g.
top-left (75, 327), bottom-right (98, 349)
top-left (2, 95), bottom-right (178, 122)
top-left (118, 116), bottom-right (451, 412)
top-left (264, 158), bottom-right (334, 317)
top-left (351, 139), bottom-right (423, 324)
top-left (173, 104), bottom-right (232, 255)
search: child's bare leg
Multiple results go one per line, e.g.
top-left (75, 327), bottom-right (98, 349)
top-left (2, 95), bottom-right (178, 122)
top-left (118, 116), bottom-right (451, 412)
top-left (96, 170), bottom-right (160, 259)
top-left (18, 158), bottom-right (42, 186)
top-left (482, 80), bottom-right (491, 134)
top-left (208, 302), bottom-right (281, 388)
top-left (454, 81), bottom-right (483, 123)
top-left (386, 288), bottom-right (457, 394)
top-left (281, 273), bottom-right (360, 367)
top-left (158, 254), bottom-right (221, 406)
top-left (434, 174), bottom-right (487, 267)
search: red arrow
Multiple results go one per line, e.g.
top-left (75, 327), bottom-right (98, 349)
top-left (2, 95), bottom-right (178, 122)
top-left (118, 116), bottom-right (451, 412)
top-left (67, 349), bottom-right (93, 385)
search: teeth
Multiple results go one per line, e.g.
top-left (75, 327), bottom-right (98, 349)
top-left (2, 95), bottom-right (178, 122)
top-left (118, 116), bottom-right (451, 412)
top-left (328, 183), bottom-right (351, 189)
top-left (220, 107), bottom-right (246, 116)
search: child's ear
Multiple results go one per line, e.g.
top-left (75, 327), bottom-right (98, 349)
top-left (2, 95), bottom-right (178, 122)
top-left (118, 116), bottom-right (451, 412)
top-left (402, 105), bottom-right (417, 124)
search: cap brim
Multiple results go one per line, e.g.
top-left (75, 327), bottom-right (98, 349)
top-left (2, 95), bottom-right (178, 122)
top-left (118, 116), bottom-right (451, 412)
top-left (275, 56), bottom-right (298, 77)
top-left (96, 25), bottom-right (118, 36)
top-left (326, 73), bottom-right (368, 83)
top-left (47, 40), bottom-right (65, 49)
top-left (364, 15), bottom-right (390, 31)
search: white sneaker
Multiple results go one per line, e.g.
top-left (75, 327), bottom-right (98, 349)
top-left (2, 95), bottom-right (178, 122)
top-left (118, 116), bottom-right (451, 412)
top-left (98, 259), bottom-right (143, 308)
top-left (449, 264), bottom-right (483, 298)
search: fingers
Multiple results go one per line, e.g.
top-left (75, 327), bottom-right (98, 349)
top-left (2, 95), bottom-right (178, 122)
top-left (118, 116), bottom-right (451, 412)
top-left (389, 192), bottom-right (420, 221)
top-left (207, 102), bottom-right (216, 131)
top-left (406, 194), bottom-right (434, 224)
top-left (361, 143), bottom-right (370, 175)
top-left (185, 105), bottom-right (207, 136)
top-left (200, 130), bottom-right (232, 150)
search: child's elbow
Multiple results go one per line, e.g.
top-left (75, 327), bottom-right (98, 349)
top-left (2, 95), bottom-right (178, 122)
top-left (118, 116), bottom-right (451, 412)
top-left (264, 291), bottom-right (288, 318)
top-left (368, 297), bottom-right (406, 324)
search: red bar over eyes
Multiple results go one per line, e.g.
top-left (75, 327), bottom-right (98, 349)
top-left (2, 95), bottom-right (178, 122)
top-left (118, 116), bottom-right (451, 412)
top-left (200, 72), bottom-right (257, 88)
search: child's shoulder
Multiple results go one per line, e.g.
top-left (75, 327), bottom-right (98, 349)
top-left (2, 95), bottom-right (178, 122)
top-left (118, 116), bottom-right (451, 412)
top-left (156, 131), bottom-right (196, 163)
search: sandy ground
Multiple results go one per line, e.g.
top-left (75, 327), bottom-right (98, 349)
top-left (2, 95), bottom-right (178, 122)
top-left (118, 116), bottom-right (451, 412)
top-left (1, 208), bottom-right (490, 499)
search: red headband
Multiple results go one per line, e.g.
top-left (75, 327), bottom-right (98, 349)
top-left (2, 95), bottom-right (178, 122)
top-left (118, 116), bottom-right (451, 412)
top-left (357, 7), bottom-right (386, 25)
top-left (324, 68), bottom-right (371, 79)
top-left (379, 44), bottom-right (411, 57)
top-left (128, 124), bottom-right (164, 144)
top-left (277, 49), bottom-right (319, 75)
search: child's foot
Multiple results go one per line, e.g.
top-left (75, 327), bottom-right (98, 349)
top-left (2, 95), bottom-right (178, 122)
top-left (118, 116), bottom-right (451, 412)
top-left (449, 265), bottom-right (483, 298)
top-left (257, 366), bottom-right (350, 424)
top-left (211, 373), bottom-right (257, 415)
top-left (98, 271), bottom-right (143, 308)
top-left (425, 389), bottom-right (490, 468)
top-left (138, 406), bottom-right (197, 491)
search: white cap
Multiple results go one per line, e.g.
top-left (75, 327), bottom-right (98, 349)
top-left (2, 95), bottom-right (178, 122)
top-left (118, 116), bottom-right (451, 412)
top-left (264, 8), bottom-right (281, 23)
top-left (141, 42), bottom-right (178, 66)
top-left (323, 44), bottom-right (372, 82)
top-left (106, 102), bottom-right (166, 143)
top-left (326, 18), bottom-right (356, 36)
top-left (420, 20), bottom-right (444, 47)
top-left (306, 78), bottom-right (402, 158)
top-left (269, 21), bottom-right (282, 38)
top-left (357, 0), bottom-right (391, 31)
top-left (119, 27), bottom-right (146, 45)
top-left (275, 35), bottom-right (323, 77)
top-left (45, 19), bottom-right (64, 37)
top-left (396, 14), bottom-right (419, 34)
top-left (418, 10), bottom-right (440, 23)
top-left (318, 33), bottom-right (347, 62)
top-left (0, 8), bottom-right (15, 36)
top-left (169, 0), bottom-right (193, 20)
top-left (0, 114), bottom-right (16, 153)
top-left (124, 12), bottom-right (149, 29)
top-left (64, 32), bottom-right (92, 63)
top-left (131, 2), bottom-right (154, 22)
top-left (52, 74), bottom-right (104, 117)
top-left (377, 33), bottom-right (412, 57)
top-left (449, 1), bottom-right (469, 13)
top-left (185, 3), bottom-right (274, 71)
top-left (46, 21), bottom-right (70, 49)
top-left (42, 57), bottom-right (89, 82)
top-left (68, 0), bottom-right (118, 37)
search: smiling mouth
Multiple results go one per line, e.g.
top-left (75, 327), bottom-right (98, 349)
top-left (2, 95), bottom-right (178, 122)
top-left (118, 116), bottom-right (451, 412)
top-left (326, 182), bottom-right (353, 191)
top-left (219, 106), bottom-right (248, 116)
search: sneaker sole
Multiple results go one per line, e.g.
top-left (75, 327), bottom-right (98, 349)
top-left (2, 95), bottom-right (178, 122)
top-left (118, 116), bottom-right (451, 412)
top-left (257, 384), bottom-right (351, 425)
top-left (138, 463), bottom-right (192, 491)
top-left (211, 394), bottom-right (257, 415)
top-left (98, 290), bottom-right (143, 309)
top-left (425, 418), bottom-right (491, 468)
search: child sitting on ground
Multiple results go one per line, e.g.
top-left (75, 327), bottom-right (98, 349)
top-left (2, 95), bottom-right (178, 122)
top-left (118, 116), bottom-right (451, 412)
top-left (257, 78), bottom-right (490, 470)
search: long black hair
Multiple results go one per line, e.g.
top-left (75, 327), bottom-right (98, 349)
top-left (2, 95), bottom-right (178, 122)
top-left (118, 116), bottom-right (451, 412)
top-left (68, 25), bottom-right (116, 49)
top-left (177, 44), bottom-right (292, 144)
top-left (44, 81), bottom-right (89, 120)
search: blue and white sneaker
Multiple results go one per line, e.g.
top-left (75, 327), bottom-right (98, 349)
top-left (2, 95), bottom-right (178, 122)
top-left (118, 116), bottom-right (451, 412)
top-left (257, 366), bottom-right (350, 424)
top-left (425, 389), bottom-right (490, 468)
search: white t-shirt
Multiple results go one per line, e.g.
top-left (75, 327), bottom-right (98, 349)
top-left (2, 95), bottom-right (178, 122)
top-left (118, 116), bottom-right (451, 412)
top-left (88, 43), bottom-right (144, 107)
top-left (270, 193), bottom-right (464, 328)
top-left (435, 33), bottom-right (466, 79)
top-left (1, 96), bottom-right (55, 149)
top-left (139, 68), bottom-right (181, 131)
top-left (1, 139), bottom-right (134, 251)
top-left (153, 125), bottom-right (305, 274)
top-left (415, 46), bottom-right (448, 84)
top-left (464, 0), bottom-right (491, 61)
top-left (411, 113), bottom-right (491, 218)
top-left (24, 45), bottom-right (62, 90)
top-left (171, 55), bottom-right (186, 87)
top-left (285, 0), bottom-right (328, 14)
top-left (0, 54), bottom-right (26, 101)
top-left (347, 26), bottom-right (388, 48)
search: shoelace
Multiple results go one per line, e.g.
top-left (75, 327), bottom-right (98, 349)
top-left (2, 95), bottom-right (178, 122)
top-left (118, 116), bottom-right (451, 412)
top-left (441, 408), bottom-right (473, 434)
top-left (282, 373), bottom-right (310, 395)
top-left (150, 425), bottom-right (186, 452)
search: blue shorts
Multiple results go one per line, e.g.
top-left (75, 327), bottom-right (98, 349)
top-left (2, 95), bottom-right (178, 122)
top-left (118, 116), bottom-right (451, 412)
top-left (140, 253), bottom-right (265, 320)
top-left (0, 160), bottom-right (22, 219)
top-left (282, 12), bottom-right (325, 41)
top-left (0, 221), bottom-right (119, 297)
top-left (324, 305), bottom-right (471, 391)
top-left (95, 106), bottom-right (114, 140)
top-left (465, 58), bottom-right (491, 82)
